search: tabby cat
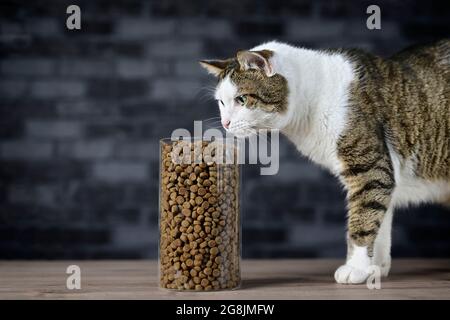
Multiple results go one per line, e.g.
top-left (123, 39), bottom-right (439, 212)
top-left (200, 40), bottom-right (450, 284)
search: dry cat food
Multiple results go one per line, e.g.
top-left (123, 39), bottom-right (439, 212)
top-left (159, 139), bottom-right (240, 290)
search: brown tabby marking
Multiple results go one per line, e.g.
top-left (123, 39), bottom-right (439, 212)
top-left (204, 50), bottom-right (289, 113)
top-left (227, 68), bottom-right (288, 113)
top-left (337, 40), bottom-right (450, 253)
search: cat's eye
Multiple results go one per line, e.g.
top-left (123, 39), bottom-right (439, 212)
top-left (235, 95), bottom-right (247, 106)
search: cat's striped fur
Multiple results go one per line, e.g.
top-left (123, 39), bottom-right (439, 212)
top-left (338, 40), bottom-right (449, 252)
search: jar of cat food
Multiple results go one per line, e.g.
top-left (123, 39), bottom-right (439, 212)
top-left (159, 138), bottom-right (241, 291)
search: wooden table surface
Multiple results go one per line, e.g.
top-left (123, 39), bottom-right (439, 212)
top-left (0, 259), bottom-right (449, 299)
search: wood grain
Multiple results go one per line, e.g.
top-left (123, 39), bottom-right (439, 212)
top-left (0, 259), bottom-right (449, 299)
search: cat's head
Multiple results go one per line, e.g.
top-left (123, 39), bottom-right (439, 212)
top-left (200, 49), bottom-right (289, 138)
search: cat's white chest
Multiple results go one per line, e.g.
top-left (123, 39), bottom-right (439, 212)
top-left (293, 132), bottom-right (343, 174)
top-left (286, 99), bottom-right (349, 175)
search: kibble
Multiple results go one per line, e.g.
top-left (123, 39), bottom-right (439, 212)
top-left (160, 140), bottom-right (240, 290)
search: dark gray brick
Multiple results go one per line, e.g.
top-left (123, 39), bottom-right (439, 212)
top-left (0, 21), bottom-right (22, 34)
top-left (26, 120), bottom-right (83, 139)
top-left (59, 59), bottom-right (116, 78)
top-left (288, 225), bottom-right (344, 249)
top-left (177, 19), bottom-right (232, 37)
top-left (174, 60), bottom-right (204, 77)
top-left (93, 161), bottom-right (150, 182)
top-left (65, 19), bottom-right (113, 35)
top-left (0, 119), bottom-right (24, 139)
top-left (235, 20), bottom-right (285, 37)
top-left (303, 182), bottom-right (346, 204)
top-left (7, 184), bottom-right (56, 207)
top-left (73, 184), bottom-right (127, 210)
top-left (119, 100), bottom-right (172, 118)
top-left (117, 59), bottom-right (163, 79)
top-left (146, 39), bottom-right (203, 58)
top-left (272, 160), bottom-right (323, 183)
top-left (323, 206), bottom-right (347, 224)
top-left (115, 19), bottom-right (176, 38)
top-left (0, 160), bottom-right (88, 184)
top-left (286, 19), bottom-right (345, 41)
top-left (85, 120), bottom-right (140, 139)
top-left (30, 80), bottom-right (87, 99)
top-left (150, 79), bottom-right (204, 100)
top-left (56, 100), bottom-right (119, 117)
top-left (1, 58), bottom-right (55, 76)
top-left (284, 205), bottom-right (317, 223)
top-left (114, 140), bottom-right (159, 160)
top-left (57, 140), bottom-right (114, 160)
top-left (112, 225), bottom-right (158, 255)
top-left (87, 79), bottom-right (149, 99)
top-left (0, 140), bottom-right (53, 160)
top-left (25, 18), bottom-right (61, 36)
top-left (0, 80), bottom-right (28, 99)
top-left (243, 227), bottom-right (286, 244)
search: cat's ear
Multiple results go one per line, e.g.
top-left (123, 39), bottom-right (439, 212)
top-left (199, 59), bottom-right (230, 77)
top-left (236, 50), bottom-right (275, 77)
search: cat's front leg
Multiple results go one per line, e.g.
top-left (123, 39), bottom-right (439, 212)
top-left (334, 134), bottom-right (395, 284)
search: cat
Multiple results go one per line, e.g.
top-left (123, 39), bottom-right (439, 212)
top-left (200, 40), bottom-right (450, 284)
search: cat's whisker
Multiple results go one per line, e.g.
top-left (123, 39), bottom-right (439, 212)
top-left (202, 117), bottom-right (221, 121)
top-left (202, 120), bottom-right (222, 125)
top-left (203, 122), bottom-right (223, 128)
top-left (203, 125), bottom-right (225, 131)
top-left (198, 85), bottom-right (216, 94)
top-left (203, 120), bottom-right (223, 126)
top-left (197, 93), bottom-right (216, 103)
top-left (194, 87), bottom-right (214, 100)
top-left (195, 86), bottom-right (219, 102)
top-left (202, 120), bottom-right (222, 124)
top-left (203, 124), bottom-right (223, 128)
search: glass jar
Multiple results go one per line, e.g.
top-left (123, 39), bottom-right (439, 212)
top-left (159, 138), bottom-right (241, 291)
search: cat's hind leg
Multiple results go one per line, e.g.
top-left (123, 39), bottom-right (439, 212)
top-left (372, 206), bottom-right (393, 277)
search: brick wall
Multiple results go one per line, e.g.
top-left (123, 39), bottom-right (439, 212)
top-left (1, 0), bottom-right (449, 259)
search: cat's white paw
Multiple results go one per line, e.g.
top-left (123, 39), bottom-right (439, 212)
top-left (334, 264), bottom-right (370, 284)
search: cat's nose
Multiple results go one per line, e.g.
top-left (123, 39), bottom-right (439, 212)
top-left (222, 119), bottom-right (230, 129)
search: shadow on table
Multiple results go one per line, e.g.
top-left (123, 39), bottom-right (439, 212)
top-left (241, 276), bottom-right (331, 289)
top-left (391, 266), bottom-right (450, 278)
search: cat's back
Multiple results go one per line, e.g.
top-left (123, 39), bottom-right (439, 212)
top-left (387, 39), bottom-right (449, 109)
top-left (389, 39), bottom-right (449, 74)
top-left (344, 40), bottom-right (449, 182)
top-left (339, 41), bottom-right (449, 206)
top-left (349, 40), bottom-right (449, 108)
top-left (386, 40), bottom-right (450, 203)
top-left (385, 40), bottom-right (449, 178)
